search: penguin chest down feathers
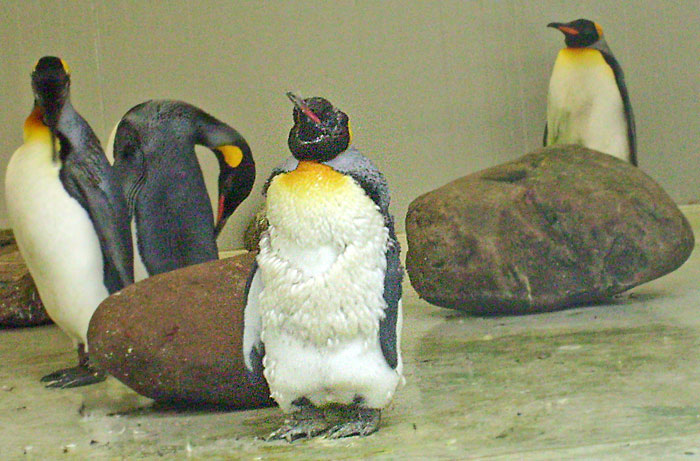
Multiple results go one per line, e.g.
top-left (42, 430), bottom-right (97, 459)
top-left (547, 48), bottom-right (629, 159)
top-left (5, 137), bottom-right (108, 345)
top-left (256, 161), bottom-right (401, 411)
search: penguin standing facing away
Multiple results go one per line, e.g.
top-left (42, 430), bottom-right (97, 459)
top-left (545, 19), bottom-right (637, 166)
top-left (108, 100), bottom-right (255, 280)
top-left (5, 56), bottom-right (133, 388)
top-left (243, 93), bottom-right (403, 441)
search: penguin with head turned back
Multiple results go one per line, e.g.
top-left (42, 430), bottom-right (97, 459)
top-left (243, 93), bottom-right (403, 441)
top-left (5, 56), bottom-right (133, 388)
top-left (108, 100), bottom-right (255, 280)
top-left (545, 18), bottom-right (637, 166)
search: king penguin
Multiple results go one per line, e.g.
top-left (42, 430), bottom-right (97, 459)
top-left (5, 56), bottom-right (133, 388)
top-left (243, 93), bottom-right (404, 441)
top-left (107, 100), bottom-right (255, 280)
top-left (545, 18), bottom-right (637, 166)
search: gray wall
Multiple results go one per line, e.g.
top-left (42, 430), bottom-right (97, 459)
top-left (2, 1), bottom-right (698, 250)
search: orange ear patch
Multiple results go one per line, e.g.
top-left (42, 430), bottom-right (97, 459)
top-left (216, 145), bottom-right (243, 168)
top-left (594, 23), bottom-right (604, 37)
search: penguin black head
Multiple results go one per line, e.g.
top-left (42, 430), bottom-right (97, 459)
top-left (213, 141), bottom-right (256, 237)
top-left (548, 19), bottom-right (603, 48)
top-left (286, 92), bottom-right (351, 162)
top-left (31, 56), bottom-right (71, 129)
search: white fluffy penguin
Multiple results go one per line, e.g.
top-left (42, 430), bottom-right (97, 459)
top-left (545, 18), bottom-right (637, 166)
top-left (5, 56), bottom-right (133, 388)
top-left (243, 93), bottom-right (403, 441)
top-left (107, 100), bottom-right (255, 281)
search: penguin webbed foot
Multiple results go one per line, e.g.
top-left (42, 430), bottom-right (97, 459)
top-left (324, 406), bottom-right (381, 439)
top-left (41, 365), bottom-right (106, 388)
top-left (42, 346), bottom-right (106, 389)
top-left (266, 405), bottom-right (330, 442)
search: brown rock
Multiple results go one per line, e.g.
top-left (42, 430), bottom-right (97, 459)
top-left (0, 230), bottom-right (51, 328)
top-left (243, 206), bottom-right (268, 252)
top-left (405, 145), bottom-right (695, 314)
top-left (88, 251), bottom-right (274, 409)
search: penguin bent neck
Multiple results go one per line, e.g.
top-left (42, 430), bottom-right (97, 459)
top-left (547, 47), bottom-right (629, 159)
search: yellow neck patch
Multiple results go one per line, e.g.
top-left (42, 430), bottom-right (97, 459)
top-left (273, 160), bottom-right (347, 196)
top-left (558, 47), bottom-right (608, 66)
top-left (23, 106), bottom-right (52, 143)
top-left (216, 145), bottom-right (243, 168)
top-left (348, 121), bottom-right (353, 146)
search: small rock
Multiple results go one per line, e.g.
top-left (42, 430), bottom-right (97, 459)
top-left (405, 145), bottom-right (694, 314)
top-left (88, 252), bottom-right (274, 409)
top-left (243, 206), bottom-right (268, 252)
top-left (0, 229), bottom-right (51, 328)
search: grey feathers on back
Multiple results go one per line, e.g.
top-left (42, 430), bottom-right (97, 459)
top-left (57, 103), bottom-right (134, 293)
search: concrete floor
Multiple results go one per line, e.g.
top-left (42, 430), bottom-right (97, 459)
top-left (1, 206), bottom-right (699, 460)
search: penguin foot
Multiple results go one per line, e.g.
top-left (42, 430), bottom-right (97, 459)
top-left (266, 406), bottom-right (330, 442)
top-left (324, 407), bottom-right (381, 439)
top-left (40, 365), bottom-right (106, 389)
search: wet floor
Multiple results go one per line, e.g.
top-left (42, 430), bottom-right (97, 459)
top-left (1, 207), bottom-right (699, 460)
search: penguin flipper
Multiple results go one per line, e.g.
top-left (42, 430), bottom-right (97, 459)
top-left (242, 261), bottom-right (266, 382)
top-left (378, 219), bottom-right (402, 369)
top-left (601, 52), bottom-right (637, 166)
top-left (60, 154), bottom-right (134, 293)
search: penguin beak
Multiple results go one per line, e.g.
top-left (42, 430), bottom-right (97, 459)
top-left (547, 22), bottom-right (580, 35)
top-left (286, 92), bottom-right (322, 125)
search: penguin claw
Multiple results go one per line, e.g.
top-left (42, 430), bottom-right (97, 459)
top-left (41, 365), bottom-right (106, 389)
top-left (266, 408), bottom-right (330, 442)
top-left (324, 408), bottom-right (381, 439)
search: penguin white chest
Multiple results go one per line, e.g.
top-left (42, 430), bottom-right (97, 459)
top-left (256, 161), bottom-right (400, 411)
top-left (547, 48), bottom-right (629, 159)
top-left (5, 140), bottom-right (108, 345)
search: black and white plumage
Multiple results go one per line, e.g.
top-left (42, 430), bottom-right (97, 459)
top-left (107, 100), bottom-right (255, 280)
top-left (545, 18), bottom-right (637, 166)
top-left (243, 94), bottom-right (403, 441)
top-left (5, 56), bottom-right (133, 388)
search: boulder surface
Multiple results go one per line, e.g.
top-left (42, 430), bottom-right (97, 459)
top-left (405, 145), bottom-right (695, 314)
top-left (0, 230), bottom-right (51, 328)
top-left (88, 252), bottom-right (274, 408)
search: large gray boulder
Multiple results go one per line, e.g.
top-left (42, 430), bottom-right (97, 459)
top-left (405, 145), bottom-right (695, 314)
top-left (88, 252), bottom-right (274, 408)
top-left (0, 230), bottom-right (51, 327)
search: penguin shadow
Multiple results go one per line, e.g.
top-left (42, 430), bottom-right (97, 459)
top-left (102, 399), bottom-right (283, 442)
top-left (104, 399), bottom-right (276, 419)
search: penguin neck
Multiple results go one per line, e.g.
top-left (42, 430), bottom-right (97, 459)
top-left (556, 47), bottom-right (609, 74)
top-left (23, 106), bottom-right (52, 143)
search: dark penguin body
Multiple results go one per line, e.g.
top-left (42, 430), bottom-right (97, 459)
top-left (243, 94), bottom-right (403, 441)
top-left (108, 100), bottom-right (255, 280)
top-left (5, 56), bottom-right (133, 388)
top-left (545, 18), bottom-right (637, 166)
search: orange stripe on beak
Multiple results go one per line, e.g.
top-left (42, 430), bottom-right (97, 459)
top-left (557, 26), bottom-right (580, 35)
